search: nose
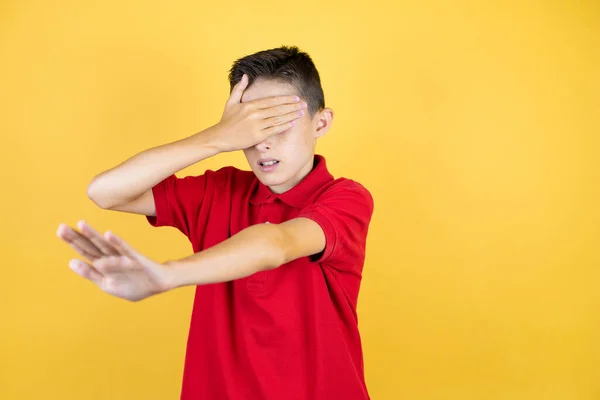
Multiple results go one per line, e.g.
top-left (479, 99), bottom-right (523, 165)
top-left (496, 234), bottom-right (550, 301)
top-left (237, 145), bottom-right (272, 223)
top-left (255, 138), bottom-right (272, 152)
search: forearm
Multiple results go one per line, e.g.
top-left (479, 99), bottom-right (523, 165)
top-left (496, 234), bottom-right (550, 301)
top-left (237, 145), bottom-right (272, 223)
top-left (166, 223), bottom-right (286, 288)
top-left (87, 127), bottom-right (221, 209)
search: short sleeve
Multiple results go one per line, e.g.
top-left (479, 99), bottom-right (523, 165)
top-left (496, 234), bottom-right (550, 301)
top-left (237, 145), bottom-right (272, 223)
top-left (146, 173), bottom-right (208, 237)
top-left (297, 180), bottom-right (374, 271)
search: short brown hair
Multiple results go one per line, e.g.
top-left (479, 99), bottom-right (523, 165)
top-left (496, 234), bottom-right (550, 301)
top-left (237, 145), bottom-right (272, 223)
top-left (228, 46), bottom-right (325, 115)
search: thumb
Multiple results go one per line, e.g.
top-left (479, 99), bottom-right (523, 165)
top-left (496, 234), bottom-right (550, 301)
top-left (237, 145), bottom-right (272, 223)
top-left (227, 74), bottom-right (249, 106)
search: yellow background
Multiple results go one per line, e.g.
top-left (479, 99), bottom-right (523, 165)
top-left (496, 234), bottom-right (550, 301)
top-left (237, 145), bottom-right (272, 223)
top-left (1, 0), bottom-right (598, 399)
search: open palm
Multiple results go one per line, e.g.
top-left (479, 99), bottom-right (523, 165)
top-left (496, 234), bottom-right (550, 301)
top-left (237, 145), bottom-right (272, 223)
top-left (57, 221), bottom-right (172, 301)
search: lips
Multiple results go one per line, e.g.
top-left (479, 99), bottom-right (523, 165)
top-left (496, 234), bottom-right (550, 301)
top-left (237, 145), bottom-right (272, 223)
top-left (258, 158), bottom-right (280, 167)
top-left (257, 158), bottom-right (280, 173)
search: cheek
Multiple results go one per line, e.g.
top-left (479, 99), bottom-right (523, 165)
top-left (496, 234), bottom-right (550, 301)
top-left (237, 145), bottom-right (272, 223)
top-left (278, 130), bottom-right (290, 143)
top-left (243, 148), bottom-right (256, 162)
top-left (279, 125), bottom-right (313, 147)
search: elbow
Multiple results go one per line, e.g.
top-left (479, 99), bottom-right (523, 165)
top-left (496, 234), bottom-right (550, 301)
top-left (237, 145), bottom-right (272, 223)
top-left (86, 178), bottom-right (114, 210)
top-left (264, 225), bottom-right (289, 270)
top-left (250, 224), bottom-right (287, 271)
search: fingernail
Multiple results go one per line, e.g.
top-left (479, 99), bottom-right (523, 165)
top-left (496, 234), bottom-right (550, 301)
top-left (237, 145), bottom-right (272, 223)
top-left (298, 110), bottom-right (304, 116)
top-left (302, 102), bottom-right (307, 108)
top-left (294, 96), bottom-right (300, 101)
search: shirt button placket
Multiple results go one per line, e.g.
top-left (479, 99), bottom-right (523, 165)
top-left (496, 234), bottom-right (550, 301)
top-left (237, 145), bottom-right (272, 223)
top-left (262, 195), bottom-right (276, 224)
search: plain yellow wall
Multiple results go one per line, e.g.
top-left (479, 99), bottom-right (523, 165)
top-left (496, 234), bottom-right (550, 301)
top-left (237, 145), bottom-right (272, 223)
top-left (1, 0), bottom-right (599, 399)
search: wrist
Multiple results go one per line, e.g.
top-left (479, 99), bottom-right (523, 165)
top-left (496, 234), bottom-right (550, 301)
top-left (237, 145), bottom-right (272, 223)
top-left (188, 126), bottom-right (223, 156)
top-left (197, 124), bottom-right (227, 154)
top-left (162, 259), bottom-right (186, 291)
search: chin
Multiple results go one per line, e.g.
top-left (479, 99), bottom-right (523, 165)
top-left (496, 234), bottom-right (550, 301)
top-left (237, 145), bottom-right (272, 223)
top-left (251, 169), bottom-right (286, 187)
top-left (255, 172), bottom-right (285, 186)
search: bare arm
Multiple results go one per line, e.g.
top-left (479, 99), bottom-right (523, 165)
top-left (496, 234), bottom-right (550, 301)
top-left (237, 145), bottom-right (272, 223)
top-left (166, 218), bottom-right (325, 287)
top-left (86, 131), bottom-right (219, 215)
top-left (58, 218), bottom-right (325, 301)
top-left (87, 74), bottom-right (306, 215)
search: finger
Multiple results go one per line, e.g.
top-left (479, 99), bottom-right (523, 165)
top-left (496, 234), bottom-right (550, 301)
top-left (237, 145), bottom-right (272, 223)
top-left (104, 231), bottom-right (141, 260)
top-left (93, 255), bottom-right (137, 274)
top-left (69, 259), bottom-right (104, 285)
top-left (260, 119), bottom-right (298, 138)
top-left (57, 223), bottom-right (103, 258)
top-left (256, 102), bottom-right (307, 121)
top-left (77, 220), bottom-right (120, 256)
top-left (57, 224), bottom-right (99, 260)
top-left (251, 95), bottom-right (302, 109)
top-left (227, 74), bottom-right (249, 106)
top-left (68, 241), bottom-right (101, 261)
top-left (260, 108), bottom-right (305, 131)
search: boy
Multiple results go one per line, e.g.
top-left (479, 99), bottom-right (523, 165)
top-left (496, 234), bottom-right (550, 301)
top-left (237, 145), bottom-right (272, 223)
top-left (57, 46), bottom-right (374, 400)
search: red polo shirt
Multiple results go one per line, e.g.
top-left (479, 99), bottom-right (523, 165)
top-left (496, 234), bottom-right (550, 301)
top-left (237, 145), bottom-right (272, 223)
top-left (147, 155), bottom-right (374, 400)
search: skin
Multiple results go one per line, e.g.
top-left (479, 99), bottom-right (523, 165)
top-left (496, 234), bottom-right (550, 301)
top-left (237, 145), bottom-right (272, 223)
top-left (57, 74), bottom-right (335, 301)
top-left (241, 77), bottom-right (334, 193)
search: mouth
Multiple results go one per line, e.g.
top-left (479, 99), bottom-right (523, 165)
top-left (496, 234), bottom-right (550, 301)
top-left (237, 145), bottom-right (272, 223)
top-left (258, 158), bottom-right (280, 167)
top-left (258, 158), bottom-right (280, 172)
top-left (260, 161), bottom-right (279, 166)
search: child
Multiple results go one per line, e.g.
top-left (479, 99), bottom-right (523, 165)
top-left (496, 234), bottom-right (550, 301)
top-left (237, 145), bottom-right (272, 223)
top-left (57, 46), bottom-right (374, 400)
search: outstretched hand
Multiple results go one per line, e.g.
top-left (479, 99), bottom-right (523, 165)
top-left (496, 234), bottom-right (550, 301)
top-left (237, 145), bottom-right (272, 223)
top-left (56, 221), bottom-right (173, 301)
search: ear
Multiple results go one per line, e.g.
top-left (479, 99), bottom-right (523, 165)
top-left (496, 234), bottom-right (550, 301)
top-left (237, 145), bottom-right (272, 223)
top-left (313, 108), bottom-right (334, 138)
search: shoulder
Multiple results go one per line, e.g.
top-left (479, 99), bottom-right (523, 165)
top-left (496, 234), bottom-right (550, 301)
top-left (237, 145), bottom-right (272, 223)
top-left (314, 177), bottom-right (374, 209)
top-left (297, 176), bottom-right (374, 267)
top-left (164, 166), bottom-right (255, 197)
top-left (211, 165), bottom-right (255, 188)
top-left (185, 165), bottom-right (255, 185)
